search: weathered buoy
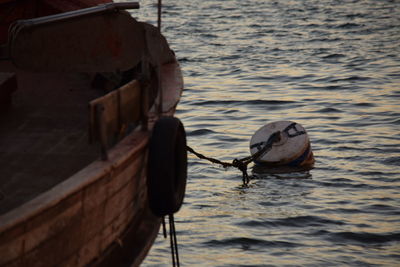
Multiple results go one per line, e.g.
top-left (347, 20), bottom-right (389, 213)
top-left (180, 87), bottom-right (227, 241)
top-left (250, 121), bottom-right (314, 168)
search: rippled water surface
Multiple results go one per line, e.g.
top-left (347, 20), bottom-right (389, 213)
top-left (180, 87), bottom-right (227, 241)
top-left (133, 0), bottom-right (399, 266)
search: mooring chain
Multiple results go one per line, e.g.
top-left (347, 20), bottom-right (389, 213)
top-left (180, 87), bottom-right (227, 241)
top-left (186, 131), bottom-right (281, 185)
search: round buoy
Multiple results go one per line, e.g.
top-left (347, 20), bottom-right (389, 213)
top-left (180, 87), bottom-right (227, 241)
top-left (250, 121), bottom-right (314, 167)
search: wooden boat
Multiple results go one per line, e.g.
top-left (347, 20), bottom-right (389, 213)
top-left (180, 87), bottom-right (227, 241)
top-left (0, 1), bottom-right (187, 266)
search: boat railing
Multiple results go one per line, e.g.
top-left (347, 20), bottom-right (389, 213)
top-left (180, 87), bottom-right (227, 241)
top-left (3, 2), bottom-right (144, 73)
top-left (89, 79), bottom-right (148, 160)
top-left (10, 2), bottom-right (140, 27)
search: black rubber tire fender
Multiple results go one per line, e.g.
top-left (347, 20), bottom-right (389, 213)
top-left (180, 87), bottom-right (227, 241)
top-left (147, 116), bottom-right (187, 217)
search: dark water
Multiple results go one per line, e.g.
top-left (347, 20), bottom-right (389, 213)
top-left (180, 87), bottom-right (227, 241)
top-left (134, 0), bottom-right (399, 266)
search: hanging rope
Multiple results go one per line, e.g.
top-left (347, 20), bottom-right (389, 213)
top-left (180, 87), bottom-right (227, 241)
top-left (157, 0), bottom-right (162, 29)
top-left (162, 214), bottom-right (180, 267)
top-left (187, 131), bottom-right (281, 185)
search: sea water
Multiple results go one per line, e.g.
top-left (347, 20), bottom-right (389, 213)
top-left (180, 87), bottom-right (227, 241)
top-left (132, 0), bottom-right (400, 266)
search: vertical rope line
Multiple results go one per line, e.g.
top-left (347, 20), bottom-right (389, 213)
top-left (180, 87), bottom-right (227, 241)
top-left (157, 0), bottom-right (162, 29)
top-left (169, 214), bottom-right (176, 267)
top-left (171, 214), bottom-right (180, 267)
top-left (162, 216), bottom-right (167, 238)
top-left (156, 1), bottom-right (163, 116)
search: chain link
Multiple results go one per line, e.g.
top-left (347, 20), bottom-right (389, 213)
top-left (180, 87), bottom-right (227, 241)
top-left (187, 131), bottom-right (281, 185)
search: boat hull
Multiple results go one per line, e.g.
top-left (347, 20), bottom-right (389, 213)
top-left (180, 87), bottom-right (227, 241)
top-left (0, 130), bottom-right (155, 266)
top-left (0, 60), bottom-right (183, 266)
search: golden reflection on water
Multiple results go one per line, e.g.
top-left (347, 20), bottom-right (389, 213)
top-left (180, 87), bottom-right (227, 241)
top-left (141, 0), bottom-right (400, 265)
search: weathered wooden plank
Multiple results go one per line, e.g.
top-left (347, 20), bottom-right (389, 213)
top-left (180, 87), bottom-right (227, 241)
top-left (89, 90), bottom-right (119, 146)
top-left (80, 205), bottom-right (106, 247)
top-left (104, 176), bottom-right (136, 226)
top-left (99, 221), bottom-right (114, 253)
top-left (76, 234), bottom-right (102, 266)
top-left (0, 222), bottom-right (25, 253)
top-left (119, 80), bottom-right (141, 125)
top-left (60, 253), bottom-right (79, 267)
top-left (161, 62), bottom-right (184, 113)
top-left (0, 233), bottom-right (24, 265)
top-left (111, 202), bottom-right (135, 236)
top-left (99, 169), bottom-right (145, 254)
top-left (98, 205), bottom-right (136, 257)
top-left (0, 258), bottom-right (23, 267)
top-left (22, 209), bottom-right (84, 267)
top-left (108, 153), bottom-right (143, 196)
top-left (147, 61), bottom-right (184, 126)
top-left (0, 192), bottom-right (83, 266)
top-left (82, 172), bottom-right (110, 213)
top-left (23, 192), bottom-right (83, 253)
